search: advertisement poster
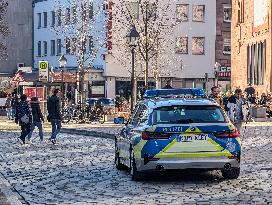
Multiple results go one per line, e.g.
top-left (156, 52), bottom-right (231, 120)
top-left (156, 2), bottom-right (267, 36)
top-left (253, 0), bottom-right (269, 33)
top-left (24, 87), bottom-right (44, 101)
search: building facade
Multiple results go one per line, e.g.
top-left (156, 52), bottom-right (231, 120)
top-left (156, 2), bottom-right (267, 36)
top-left (33, 0), bottom-right (108, 98)
top-left (232, 0), bottom-right (271, 94)
top-left (105, 0), bottom-right (217, 99)
top-left (215, 0), bottom-right (232, 91)
top-left (0, 0), bottom-right (33, 75)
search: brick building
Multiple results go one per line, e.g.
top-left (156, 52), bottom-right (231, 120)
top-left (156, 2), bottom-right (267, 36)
top-left (215, 0), bottom-right (232, 91)
top-left (231, 0), bottom-right (271, 94)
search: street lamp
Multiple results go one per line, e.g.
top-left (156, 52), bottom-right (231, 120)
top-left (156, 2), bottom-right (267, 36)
top-left (126, 25), bottom-right (140, 113)
top-left (214, 62), bottom-right (221, 86)
top-left (58, 55), bottom-right (67, 115)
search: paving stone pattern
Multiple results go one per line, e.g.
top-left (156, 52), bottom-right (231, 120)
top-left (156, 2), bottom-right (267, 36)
top-left (0, 126), bottom-right (271, 205)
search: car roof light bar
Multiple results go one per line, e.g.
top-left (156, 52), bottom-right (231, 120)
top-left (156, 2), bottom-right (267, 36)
top-left (143, 88), bottom-right (207, 99)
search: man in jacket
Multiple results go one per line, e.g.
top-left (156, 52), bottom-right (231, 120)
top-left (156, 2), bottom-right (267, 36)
top-left (11, 93), bottom-right (19, 120)
top-left (27, 97), bottom-right (44, 143)
top-left (5, 94), bottom-right (12, 120)
top-left (15, 94), bottom-right (32, 144)
top-left (47, 89), bottom-right (62, 144)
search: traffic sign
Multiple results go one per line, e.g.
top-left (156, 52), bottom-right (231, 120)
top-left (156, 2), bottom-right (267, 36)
top-left (11, 71), bottom-right (25, 83)
top-left (39, 61), bottom-right (49, 82)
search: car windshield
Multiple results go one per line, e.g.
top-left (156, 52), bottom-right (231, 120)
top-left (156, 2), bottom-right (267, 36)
top-left (152, 105), bottom-right (226, 124)
top-left (98, 98), bottom-right (114, 105)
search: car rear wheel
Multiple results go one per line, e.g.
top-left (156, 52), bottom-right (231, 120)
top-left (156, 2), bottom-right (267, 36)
top-left (115, 141), bottom-right (126, 170)
top-left (221, 167), bottom-right (240, 179)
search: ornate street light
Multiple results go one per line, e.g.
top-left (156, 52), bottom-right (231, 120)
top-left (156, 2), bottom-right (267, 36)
top-left (126, 25), bottom-right (140, 113)
top-left (58, 55), bottom-right (67, 115)
top-left (214, 62), bottom-right (221, 86)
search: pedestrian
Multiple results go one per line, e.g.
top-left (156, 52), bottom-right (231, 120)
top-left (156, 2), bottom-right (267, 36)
top-left (11, 93), bottom-right (19, 120)
top-left (15, 94), bottom-right (32, 145)
top-left (209, 86), bottom-right (223, 107)
top-left (27, 97), bottom-right (44, 144)
top-left (162, 80), bottom-right (173, 89)
top-left (5, 94), bottom-right (12, 120)
top-left (47, 89), bottom-right (62, 145)
top-left (227, 89), bottom-right (248, 132)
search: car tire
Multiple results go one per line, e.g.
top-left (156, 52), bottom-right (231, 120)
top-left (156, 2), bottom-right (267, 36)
top-left (130, 154), bottom-right (143, 181)
top-left (221, 167), bottom-right (240, 179)
top-left (115, 141), bottom-right (125, 170)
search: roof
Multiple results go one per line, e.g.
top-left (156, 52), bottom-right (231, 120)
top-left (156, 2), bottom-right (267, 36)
top-left (143, 98), bottom-right (219, 109)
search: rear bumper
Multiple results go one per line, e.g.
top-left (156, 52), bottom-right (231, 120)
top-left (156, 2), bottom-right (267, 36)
top-left (136, 157), bottom-right (240, 172)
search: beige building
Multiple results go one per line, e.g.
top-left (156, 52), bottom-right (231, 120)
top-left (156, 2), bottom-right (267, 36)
top-left (231, 0), bottom-right (271, 94)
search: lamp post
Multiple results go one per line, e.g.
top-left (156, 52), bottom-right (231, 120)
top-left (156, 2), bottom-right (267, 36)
top-left (126, 26), bottom-right (140, 113)
top-left (214, 62), bottom-right (221, 86)
top-left (58, 55), bottom-right (67, 115)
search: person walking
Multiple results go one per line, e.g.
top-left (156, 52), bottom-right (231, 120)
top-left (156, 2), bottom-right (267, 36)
top-left (162, 80), bottom-right (173, 89)
top-left (11, 93), bottom-right (19, 120)
top-left (227, 89), bottom-right (247, 132)
top-left (15, 94), bottom-right (32, 145)
top-left (27, 97), bottom-right (44, 144)
top-left (5, 94), bottom-right (12, 120)
top-left (209, 86), bottom-right (223, 107)
top-left (47, 89), bottom-right (62, 145)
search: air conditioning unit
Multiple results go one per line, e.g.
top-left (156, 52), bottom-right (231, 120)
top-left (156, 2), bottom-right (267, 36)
top-left (17, 63), bottom-right (25, 68)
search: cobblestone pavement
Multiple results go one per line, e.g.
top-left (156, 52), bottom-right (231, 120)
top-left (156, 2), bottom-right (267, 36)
top-left (0, 125), bottom-right (271, 205)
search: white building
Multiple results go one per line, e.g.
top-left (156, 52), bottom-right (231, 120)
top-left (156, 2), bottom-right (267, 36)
top-left (105, 0), bottom-right (217, 99)
top-left (33, 0), bottom-right (108, 98)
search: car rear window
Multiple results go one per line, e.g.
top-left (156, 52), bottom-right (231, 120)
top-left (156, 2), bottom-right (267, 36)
top-left (152, 105), bottom-right (226, 124)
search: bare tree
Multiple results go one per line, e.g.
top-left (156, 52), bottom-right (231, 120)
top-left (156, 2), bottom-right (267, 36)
top-left (53, 0), bottom-right (107, 100)
top-left (0, 0), bottom-right (9, 60)
top-left (111, 0), bottom-right (182, 89)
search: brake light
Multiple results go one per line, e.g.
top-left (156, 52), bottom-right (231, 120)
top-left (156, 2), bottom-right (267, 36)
top-left (215, 128), bottom-right (239, 138)
top-left (142, 131), bottom-right (169, 140)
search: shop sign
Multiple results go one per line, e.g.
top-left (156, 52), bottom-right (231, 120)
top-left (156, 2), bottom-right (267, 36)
top-left (91, 86), bottom-right (104, 95)
top-left (216, 66), bottom-right (231, 78)
top-left (51, 72), bottom-right (77, 83)
top-left (39, 61), bottom-right (49, 82)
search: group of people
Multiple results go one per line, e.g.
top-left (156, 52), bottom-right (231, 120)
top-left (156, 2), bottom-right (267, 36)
top-left (10, 88), bottom-right (62, 145)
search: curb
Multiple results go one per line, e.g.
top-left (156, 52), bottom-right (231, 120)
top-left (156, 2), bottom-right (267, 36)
top-left (61, 128), bottom-right (116, 139)
top-left (0, 174), bottom-right (23, 205)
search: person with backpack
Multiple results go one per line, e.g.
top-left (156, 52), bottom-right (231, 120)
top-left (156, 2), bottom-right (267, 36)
top-left (15, 94), bottom-right (32, 145)
top-left (27, 97), bottom-right (44, 144)
top-left (47, 89), bottom-right (62, 145)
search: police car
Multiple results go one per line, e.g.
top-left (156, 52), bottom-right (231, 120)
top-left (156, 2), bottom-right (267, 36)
top-left (115, 89), bottom-right (241, 181)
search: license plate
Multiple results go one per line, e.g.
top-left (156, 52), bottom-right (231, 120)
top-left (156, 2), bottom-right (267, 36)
top-left (176, 134), bottom-right (208, 142)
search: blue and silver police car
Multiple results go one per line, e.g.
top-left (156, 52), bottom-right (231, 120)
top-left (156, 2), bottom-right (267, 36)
top-left (115, 89), bottom-right (241, 181)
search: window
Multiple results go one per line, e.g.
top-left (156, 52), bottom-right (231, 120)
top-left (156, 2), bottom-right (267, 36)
top-left (192, 5), bottom-right (205, 22)
top-left (71, 37), bottom-right (77, 54)
top-left (152, 106), bottom-right (226, 124)
top-left (57, 39), bottom-right (61, 55)
top-left (43, 41), bottom-right (47, 56)
top-left (223, 5), bottom-right (231, 22)
top-left (50, 40), bottom-right (55, 56)
top-left (37, 13), bottom-right (41, 28)
top-left (89, 36), bottom-right (94, 53)
top-left (175, 37), bottom-right (188, 54)
top-left (66, 38), bottom-right (71, 54)
top-left (37, 41), bottom-right (41, 57)
top-left (176, 4), bottom-right (189, 22)
top-left (247, 41), bottom-right (266, 85)
top-left (238, 0), bottom-right (244, 23)
top-left (65, 8), bottom-right (70, 24)
top-left (223, 39), bottom-right (231, 55)
top-left (43, 12), bottom-right (47, 27)
top-left (57, 9), bottom-right (61, 26)
top-left (89, 2), bottom-right (94, 19)
top-left (51, 11), bottom-right (55, 27)
top-left (72, 6), bottom-right (77, 24)
top-left (192, 37), bottom-right (205, 55)
top-left (126, 2), bottom-right (139, 19)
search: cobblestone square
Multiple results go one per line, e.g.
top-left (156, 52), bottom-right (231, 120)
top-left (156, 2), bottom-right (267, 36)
top-left (0, 125), bottom-right (271, 205)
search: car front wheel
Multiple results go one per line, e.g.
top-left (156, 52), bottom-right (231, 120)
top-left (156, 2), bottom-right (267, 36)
top-left (221, 167), bottom-right (240, 179)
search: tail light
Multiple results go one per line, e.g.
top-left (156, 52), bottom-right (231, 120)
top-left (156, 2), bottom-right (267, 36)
top-left (142, 131), bottom-right (170, 140)
top-left (215, 128), bottom-right (239, 138)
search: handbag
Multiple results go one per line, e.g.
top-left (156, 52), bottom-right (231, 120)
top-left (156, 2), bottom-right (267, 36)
top-left (20, 114), bottom-right (30, 124)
